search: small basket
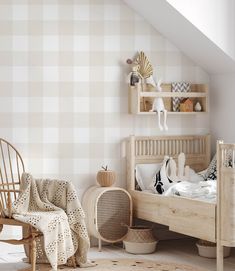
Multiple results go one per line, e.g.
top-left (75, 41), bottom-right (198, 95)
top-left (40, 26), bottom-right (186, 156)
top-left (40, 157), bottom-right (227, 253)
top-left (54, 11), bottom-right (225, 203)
top-left (196, 240), bottom-right (231, 258)
top-left (123, 226), bottom-right (157, 254)
top-left (124, 226), bottom-right (155, 242)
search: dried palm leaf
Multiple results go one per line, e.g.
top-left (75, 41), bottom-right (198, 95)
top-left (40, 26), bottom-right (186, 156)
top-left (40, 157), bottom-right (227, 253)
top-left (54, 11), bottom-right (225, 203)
top-left (134, 51), bottom-right (153, 79)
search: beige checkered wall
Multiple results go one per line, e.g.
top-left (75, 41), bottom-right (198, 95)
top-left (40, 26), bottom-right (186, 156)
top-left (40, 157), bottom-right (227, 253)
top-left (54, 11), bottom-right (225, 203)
top-left (0, 0), bottom-right (209, 197)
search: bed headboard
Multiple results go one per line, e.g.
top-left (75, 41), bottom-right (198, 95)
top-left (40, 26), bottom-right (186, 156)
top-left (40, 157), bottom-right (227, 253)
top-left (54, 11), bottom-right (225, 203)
top-left (126, 134), bottom-right (211, 191)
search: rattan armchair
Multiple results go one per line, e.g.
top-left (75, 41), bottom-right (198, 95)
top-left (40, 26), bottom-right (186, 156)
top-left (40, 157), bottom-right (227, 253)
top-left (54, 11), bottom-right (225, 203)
top-left (0, 138), bottom-right (39, 271)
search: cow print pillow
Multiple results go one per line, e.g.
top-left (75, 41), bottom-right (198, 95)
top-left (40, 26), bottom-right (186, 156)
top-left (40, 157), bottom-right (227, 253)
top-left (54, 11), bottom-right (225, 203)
top-left (152, 156), bottom-right (174, 194)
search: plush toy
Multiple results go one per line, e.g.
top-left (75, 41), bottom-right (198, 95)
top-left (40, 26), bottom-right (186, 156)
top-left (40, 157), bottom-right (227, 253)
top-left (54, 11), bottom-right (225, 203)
top-left (148, 78), bottom-right (168, 131)
top-left (153, 153), bottom-right (190, 194)
top-left (168, 153), bottom-right (189, 182)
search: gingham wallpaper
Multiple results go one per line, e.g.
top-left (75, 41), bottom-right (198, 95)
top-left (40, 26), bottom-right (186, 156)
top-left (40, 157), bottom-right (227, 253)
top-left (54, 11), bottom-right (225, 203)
top-left (0, 0), bottom-right (209, 198)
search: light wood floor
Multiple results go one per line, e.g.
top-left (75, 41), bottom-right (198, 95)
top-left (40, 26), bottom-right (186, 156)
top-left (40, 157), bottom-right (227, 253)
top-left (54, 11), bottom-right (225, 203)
top-left (0, 238), bottom-right (235, 271)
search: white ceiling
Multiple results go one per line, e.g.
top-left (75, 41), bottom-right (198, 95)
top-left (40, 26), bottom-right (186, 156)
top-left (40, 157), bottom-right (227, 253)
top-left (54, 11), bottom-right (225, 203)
top-left (123, 0), bottom-right (235, 74)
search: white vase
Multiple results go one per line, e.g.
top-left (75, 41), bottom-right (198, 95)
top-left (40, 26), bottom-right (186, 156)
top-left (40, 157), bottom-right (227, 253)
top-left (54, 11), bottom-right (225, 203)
top-left (195, 102), bottom-right (202, 112)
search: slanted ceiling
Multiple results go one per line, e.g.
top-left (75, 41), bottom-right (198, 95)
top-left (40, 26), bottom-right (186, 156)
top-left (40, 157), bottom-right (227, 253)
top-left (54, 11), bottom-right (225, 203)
top-left (123, 0), bottom-right (235, 74)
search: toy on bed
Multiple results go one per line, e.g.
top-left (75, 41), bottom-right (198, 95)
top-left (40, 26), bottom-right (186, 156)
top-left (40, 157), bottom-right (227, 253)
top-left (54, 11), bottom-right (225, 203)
top-left (152, 153), bottom-right (190, 194)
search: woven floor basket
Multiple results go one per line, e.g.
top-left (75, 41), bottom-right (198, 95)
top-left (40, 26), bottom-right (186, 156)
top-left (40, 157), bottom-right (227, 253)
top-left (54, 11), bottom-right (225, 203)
top-left (124, 226), bottom-right (156, 243)
top-left (123, 226), bottom-right (157, 254)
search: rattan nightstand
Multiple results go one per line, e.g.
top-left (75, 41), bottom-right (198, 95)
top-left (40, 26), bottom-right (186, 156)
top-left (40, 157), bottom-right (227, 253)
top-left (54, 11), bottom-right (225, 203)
top-left (82, 186), bottom-right (132, 251)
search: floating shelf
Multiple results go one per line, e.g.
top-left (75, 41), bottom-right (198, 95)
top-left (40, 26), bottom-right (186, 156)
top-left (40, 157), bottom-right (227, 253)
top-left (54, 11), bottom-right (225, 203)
top-left (139, 92), bottom-right (207, 98)
top-left (128, 83), bottom-right (209, 115)
top-left (137, 111), bottom-right (207, 115)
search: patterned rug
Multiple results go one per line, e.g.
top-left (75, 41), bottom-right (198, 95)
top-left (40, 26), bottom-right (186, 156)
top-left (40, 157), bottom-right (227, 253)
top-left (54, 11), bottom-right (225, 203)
top-left (55, 258), bottom-right (208, 271)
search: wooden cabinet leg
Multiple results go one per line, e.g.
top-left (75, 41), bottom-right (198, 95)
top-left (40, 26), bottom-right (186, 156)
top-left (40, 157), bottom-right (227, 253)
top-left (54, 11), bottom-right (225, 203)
top-left (98, 238), bottom-right (102, 252)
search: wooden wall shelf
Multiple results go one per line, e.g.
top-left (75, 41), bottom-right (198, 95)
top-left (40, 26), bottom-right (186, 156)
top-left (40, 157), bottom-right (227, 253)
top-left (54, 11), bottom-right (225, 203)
top-left (128, 83), bottom-right (209, 115)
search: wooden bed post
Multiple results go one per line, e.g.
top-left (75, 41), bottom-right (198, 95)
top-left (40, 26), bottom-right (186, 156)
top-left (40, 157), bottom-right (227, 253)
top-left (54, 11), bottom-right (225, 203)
top-left (205, 135), bottom-right (211, 168)
top-left (216, 140), bottom-right (224, 271)
top-left (127, 135), bottom-right (135, 191)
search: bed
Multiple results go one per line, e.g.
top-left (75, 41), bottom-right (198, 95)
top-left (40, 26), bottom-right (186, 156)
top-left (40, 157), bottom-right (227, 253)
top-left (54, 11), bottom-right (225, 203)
top-left (126, 134), bottom-right (235, 271)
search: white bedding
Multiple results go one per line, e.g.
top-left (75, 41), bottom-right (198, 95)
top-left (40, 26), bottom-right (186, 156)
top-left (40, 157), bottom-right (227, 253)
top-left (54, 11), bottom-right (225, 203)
top-left (164, 180), bottom-right (216, 202)
top-left (135, 152), bottom-right (218, 202)
top-left (137, 165), bottom-right (216, 202)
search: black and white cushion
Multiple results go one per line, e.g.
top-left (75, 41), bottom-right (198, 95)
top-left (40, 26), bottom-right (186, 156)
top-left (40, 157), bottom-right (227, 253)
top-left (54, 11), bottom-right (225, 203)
top-left (204, 154), bottom-right (217, 181)
top-left (205, 151), bottom-right (234, 181)
top-left (152, 156), bottom-right (173, 194)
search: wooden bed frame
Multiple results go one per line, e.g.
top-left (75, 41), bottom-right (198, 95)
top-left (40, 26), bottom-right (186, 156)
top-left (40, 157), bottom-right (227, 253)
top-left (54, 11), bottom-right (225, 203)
top-left (126, 134), bottom-right (235, 271)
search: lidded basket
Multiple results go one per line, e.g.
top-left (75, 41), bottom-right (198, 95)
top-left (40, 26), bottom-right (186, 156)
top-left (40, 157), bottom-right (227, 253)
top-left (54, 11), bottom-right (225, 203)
top-left (96, 166), bottom-right (116, 187)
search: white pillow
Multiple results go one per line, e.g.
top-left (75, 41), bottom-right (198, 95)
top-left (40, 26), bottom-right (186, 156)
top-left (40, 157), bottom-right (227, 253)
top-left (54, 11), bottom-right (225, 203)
top-left (135, 163), bottom-right (162, 191)
top-left (188, 168), bottom-right (206, 183)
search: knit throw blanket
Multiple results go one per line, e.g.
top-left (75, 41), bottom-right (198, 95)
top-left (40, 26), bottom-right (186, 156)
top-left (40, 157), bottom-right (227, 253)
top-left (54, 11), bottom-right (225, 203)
top-left (12, 173), bottom-right (90, 271)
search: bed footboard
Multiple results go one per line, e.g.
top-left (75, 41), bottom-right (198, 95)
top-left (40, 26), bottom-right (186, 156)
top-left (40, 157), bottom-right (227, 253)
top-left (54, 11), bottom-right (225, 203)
top-left (216, 141), bottom-right (235, 271)
top-left (217, 142), bottom-right (235, 247)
